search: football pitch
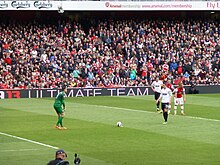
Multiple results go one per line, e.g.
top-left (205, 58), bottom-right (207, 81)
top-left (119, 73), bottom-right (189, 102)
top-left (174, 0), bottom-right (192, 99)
top-left (0, 94), bottom-right (220, 165)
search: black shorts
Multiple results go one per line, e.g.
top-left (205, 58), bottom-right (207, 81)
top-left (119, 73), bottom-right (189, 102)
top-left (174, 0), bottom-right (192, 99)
top-left (154, 92), bottom-right (161, 100)
top-left (161, 103), bottom-right (169, 111)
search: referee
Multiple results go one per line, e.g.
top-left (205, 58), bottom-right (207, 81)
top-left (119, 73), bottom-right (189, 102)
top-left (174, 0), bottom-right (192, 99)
top-left (151, 77), bottom-right (163, 112)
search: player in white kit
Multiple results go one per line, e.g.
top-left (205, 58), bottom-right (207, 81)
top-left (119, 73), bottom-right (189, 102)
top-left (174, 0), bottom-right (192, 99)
top-left (156, 83), bottom-right (172, 124)
top-left (151, 77), bottom-right (163, 112)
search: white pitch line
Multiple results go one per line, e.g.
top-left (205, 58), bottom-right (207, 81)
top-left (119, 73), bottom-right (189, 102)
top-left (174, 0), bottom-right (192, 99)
top-left (187, 116), bottom-right (220, 122)
top-left (0, 132), bottom-right (58, 150)
top-left (81, 104), bottom-right (220, 122)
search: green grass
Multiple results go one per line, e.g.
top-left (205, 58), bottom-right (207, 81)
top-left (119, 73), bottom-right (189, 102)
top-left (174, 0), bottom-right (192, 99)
top-left (0, 94), bottom-right (220, 165)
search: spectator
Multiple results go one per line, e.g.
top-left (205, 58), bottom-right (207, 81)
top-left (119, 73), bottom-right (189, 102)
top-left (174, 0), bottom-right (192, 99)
top-left (170, 59), bottom-right (178, 72)
top-left (0, 18), bottom-right (219, 89)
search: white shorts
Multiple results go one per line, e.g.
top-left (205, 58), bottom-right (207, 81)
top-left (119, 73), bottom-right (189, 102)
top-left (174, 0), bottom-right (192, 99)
top-left (174, 97), bottom-right (184, 105)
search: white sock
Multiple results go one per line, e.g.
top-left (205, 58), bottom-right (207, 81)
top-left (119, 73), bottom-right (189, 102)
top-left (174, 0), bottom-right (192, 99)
top-left (181, 106), bottom-right (184, 113)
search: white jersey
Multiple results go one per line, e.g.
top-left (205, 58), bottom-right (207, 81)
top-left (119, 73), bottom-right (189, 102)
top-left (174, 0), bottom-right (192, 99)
top-left (151, 80), bottom-right (163, 93)
top-left (160, 88), bottom-right (172, 103)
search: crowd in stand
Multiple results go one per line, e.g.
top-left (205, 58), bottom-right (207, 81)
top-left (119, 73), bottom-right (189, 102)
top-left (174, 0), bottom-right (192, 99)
top-left (0, 18), bottom-right (220, 89)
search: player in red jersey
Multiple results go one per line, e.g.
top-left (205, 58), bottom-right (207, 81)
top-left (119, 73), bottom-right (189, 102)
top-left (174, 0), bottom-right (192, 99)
top-left (166, 79), bottom-right (174, 91)
top-left (165, 79), bottom-right (174, 114)
top-left (173, 82), bottom-right (186, 115)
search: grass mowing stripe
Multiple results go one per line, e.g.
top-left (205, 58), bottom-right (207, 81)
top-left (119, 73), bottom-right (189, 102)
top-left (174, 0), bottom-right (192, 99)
top-left (0, 149), bottom-right (42, 152)
top-left (0, 132), bottom-right (58, 150)
top-left (64, 102), bottom-right (220, 146)
top-left (0, 96), bottom-right (220, 165)
top-left (67, 102), bottom-right (220, 122)
top-left (64, 95), bottom-right (220, 120)
top-left (104, 104), bottom-right (220, 122)
top-left (105, 104), bottom-right (220, 122)
top-left (0, 108), bottom-right (116, 165)
top-left (2, 101), bottom-right (219, 146)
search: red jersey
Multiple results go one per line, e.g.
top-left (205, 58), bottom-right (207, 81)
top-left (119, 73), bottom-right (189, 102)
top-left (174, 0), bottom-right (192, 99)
top-left (141, 68), bottom-right (147, 77)
top-left (4, 57), bottom-right (12, 65)
top-left (174, 87), bottom-right (185, 98)
top-left (147, 62), bottom-right (153, 71)
top-left (177, 66), bottom-right (183, 75)
top-left (166, 83), bottom-right (174, 91)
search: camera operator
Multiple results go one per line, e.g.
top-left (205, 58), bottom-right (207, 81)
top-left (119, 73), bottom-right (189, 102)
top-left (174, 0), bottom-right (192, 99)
top-left (47, 149), bottom-right (70, 165)
top-left (74, 153), bottom-right (81, 165)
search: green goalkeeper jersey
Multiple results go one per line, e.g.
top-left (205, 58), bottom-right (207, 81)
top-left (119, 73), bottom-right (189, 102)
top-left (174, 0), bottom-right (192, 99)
top-left (54, 92), bottom-right (66, 108)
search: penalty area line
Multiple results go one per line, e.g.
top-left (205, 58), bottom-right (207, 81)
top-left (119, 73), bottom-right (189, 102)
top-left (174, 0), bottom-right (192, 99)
top-left (0, 132), bottom-right (58, 150)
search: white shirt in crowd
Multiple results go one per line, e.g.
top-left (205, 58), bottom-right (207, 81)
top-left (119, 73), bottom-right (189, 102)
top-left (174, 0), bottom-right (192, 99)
top-left (160, 87), bottom-right (172, 103)
top-left (151, 80), bottom-right (163, 93)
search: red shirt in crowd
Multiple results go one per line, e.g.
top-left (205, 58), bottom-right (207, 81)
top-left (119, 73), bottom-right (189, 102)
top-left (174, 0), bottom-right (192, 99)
top-left (174, 77), bottom-right (184, 85)
top-left (141, 68), bottom-right (147, 77)
top-left (177, 65), bottom-right (183, 74)
top-left (4, 57), bottom-right (12, 65)
top-left (147, 61), bottom-right (153, 71)
top-left (160, 74), bottom-right (167, 81)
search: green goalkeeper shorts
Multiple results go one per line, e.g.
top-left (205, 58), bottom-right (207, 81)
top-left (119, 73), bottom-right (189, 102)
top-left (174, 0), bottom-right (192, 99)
top-left (54, 105), bottom-right (63, 114)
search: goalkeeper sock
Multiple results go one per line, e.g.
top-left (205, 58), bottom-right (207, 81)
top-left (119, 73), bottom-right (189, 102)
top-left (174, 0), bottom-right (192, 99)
top-left (56, 116), bottom-right (63, 126)
top-left (59, 117), bottom-right (64, 127)
top-left (56, 117), bottom-right (60, 126)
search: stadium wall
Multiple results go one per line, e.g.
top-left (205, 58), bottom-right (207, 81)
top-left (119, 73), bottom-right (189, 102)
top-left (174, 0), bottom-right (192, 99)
top-left (0, 86), bottom-right (219, 99)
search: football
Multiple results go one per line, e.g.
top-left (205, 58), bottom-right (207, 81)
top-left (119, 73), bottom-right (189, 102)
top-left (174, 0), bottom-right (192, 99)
top-left (117, 121), bottom-right (123, 127)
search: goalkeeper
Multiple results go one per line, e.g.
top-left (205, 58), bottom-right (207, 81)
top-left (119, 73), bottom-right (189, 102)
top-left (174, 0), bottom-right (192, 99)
top-left (54, 86), bottom-right (67, 130)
